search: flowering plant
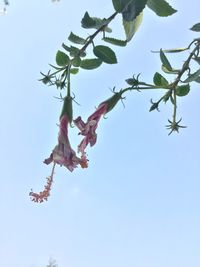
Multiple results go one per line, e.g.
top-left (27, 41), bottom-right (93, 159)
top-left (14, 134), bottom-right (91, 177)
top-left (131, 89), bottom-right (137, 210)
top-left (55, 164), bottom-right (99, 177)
top-left (28, 0), bottom-right (200, 202)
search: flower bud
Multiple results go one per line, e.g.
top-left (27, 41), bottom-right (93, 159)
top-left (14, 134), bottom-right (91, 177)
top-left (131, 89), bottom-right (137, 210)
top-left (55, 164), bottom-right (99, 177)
top-left (100, 91), bottom-right (123, 114)
top-left (60, 95), bottom-right (73, 124)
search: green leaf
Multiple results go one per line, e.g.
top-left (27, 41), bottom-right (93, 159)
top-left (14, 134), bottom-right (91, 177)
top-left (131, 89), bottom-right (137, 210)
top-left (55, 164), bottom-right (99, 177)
top-left (190, 23), bottom-right (200, 32)
top-left (147, 0), bottom-right (177, 17)
top-left (123, 12), bottom-right (143, 42)
top-left (103, 37), bottom-right (127, 47)
top-left (122, 0), bottom-right (147, 21)
top-left (68, 32), bottom-right (86, 45)
top-left (62, 43), bottom-right (86, 57)
top-left (112, 0), bottom-right (125, 12)
top-left (80, 58), bottom-right (102, 70)
top-left (112, 0), bottom-right (135, 12)
top-left (162, 65), bottom-right (180, 74)
top-left (176, 84), bottom-right (190, 97)
top-left (112, 0), bottom-right (147, 21)
top-left (81, 12), bottom-right (96, 28)
top-left (183, 69), bottom-right (200, 83)
top-left (70, 68), bottom-right (79, 75)
top-left (160, 49), bottom-right (172, 71)
top-left (72, 57), bottom-right (81, 67)
top-left (56, 50), bottom-right (69, 66)
top-left (93, 45), bottom-right (117, 64)
top-left (153, 72), bottom-right (169, 86)
top-left (81, 12), bottom-right (112, 32)
top-left (160, 47), bottom-right (188, 53)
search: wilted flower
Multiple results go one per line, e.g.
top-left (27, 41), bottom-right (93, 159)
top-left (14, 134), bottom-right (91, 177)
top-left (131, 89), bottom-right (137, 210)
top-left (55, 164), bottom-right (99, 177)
top-left (30, 89), bottom-right (124, 203)
top-left (44, 114), bottom-right (88, 171)
top-left (74, 103), bottom-right (107, 156)
top-left (74, 91), bottom-right (124, 156)
top-left (30, 97), bottom-right (87, 203)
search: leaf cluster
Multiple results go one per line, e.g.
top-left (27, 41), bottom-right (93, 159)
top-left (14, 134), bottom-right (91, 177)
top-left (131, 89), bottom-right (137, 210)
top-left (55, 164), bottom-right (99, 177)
top-left (39, 1), bottom-right (200, 134)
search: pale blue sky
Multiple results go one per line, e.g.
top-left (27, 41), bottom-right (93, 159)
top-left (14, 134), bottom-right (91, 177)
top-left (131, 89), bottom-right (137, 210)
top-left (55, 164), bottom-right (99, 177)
top-left (0, 1), bottom-right (200, 267)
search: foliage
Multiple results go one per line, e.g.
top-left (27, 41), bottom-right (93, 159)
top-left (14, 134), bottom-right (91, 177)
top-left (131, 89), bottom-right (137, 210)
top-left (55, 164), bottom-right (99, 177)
top-left (24, 0), bottom-right (200, 202)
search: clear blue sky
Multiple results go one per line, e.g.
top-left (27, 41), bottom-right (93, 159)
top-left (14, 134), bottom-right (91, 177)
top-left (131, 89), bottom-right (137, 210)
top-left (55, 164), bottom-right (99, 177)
top-left (0, 1), bottom-right (200, 267)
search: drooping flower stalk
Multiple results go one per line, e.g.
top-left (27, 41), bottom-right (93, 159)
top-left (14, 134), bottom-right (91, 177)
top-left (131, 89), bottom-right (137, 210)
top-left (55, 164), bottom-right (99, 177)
top-left (29, 163), bottom-right (56, 203)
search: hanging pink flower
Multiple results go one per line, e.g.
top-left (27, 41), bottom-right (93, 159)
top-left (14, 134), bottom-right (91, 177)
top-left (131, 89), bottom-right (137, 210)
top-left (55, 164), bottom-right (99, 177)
top-left (74, 103), bottom-right (108, 156)
top-left (30, 114), bottom-right (87, 203)
top-left (74, 91), bottom-right (123, 156)
top-left (44, 114), bottom-right (88, 171)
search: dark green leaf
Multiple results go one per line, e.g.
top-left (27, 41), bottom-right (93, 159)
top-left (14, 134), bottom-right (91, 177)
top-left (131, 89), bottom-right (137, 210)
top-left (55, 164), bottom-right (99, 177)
top-left (103, 37), bottom-right (127, 47)
top-left (72, 57), bottom-right (82, 67)
top-left (81, 12), bottom-right (111, 32)
top-left (112, 0), bottom-right (126, 12)
top-left (93, 45), bottom-right (117, 64)
top-left (62, 43), bottom-right (86, 57)
top-left (183, 69), bottom-right (200, 83)
top-left (190, 23), bottom-right (200, 32)
top-left (112, 0), bottom-right (147, 21)
top-left (70, 68), bottom-right (79, 75)
top-left (68, 32), bottom-right (86, 45)
top-left (123, 12), bottom-right (143, 41)
top-left (176, 84), bottom-right (190, 97)
top-left (56, 50), bottom-right (69, 66)
top-left (81, 12), bottom-right (96, 28)
top-left (147, 0), bottom-right (177, 17)
top-left (80, 58), bottom-right (102, 70)
top-left (62, 43), bottom-right (71, 52)
top-left (122, 0), bottom-right (147, 21)
top-left (160, 49), bottom-right (172, 71)
top-left (153, 72), bottom-right (169, 86)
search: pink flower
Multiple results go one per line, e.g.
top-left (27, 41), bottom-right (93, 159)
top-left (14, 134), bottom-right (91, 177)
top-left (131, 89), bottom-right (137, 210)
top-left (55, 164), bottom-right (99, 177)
top-left (44, 114), bottom-right (88, 171)
top-left (74, 103), bottom-right (108, 155)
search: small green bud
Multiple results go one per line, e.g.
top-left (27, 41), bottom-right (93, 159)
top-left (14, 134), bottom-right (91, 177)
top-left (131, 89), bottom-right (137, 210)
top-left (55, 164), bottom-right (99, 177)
top-left (39, 71), bottom-right (52, 85)
top-left (149, 99), bottom-right (159, 112)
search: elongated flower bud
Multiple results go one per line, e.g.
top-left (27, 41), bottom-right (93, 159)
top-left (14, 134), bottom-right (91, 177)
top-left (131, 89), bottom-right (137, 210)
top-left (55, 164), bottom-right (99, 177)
top-left (60, 95), bottom-right (73, 124)
top-left (100, 91), bottom-right (123, 114)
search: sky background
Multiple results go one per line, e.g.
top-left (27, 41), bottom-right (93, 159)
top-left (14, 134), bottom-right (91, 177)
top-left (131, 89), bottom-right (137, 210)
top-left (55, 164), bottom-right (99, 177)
top-left (0, 0), bottom-right (200, 267)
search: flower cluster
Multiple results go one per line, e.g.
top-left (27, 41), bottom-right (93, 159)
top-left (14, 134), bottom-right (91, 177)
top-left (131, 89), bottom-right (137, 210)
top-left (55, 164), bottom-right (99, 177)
top-left (30, 91), bottom-right (122, 203)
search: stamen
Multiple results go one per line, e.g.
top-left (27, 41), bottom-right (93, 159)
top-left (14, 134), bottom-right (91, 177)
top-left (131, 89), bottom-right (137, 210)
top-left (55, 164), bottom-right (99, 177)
top-left (29, 163), bottom-right (56, 203)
